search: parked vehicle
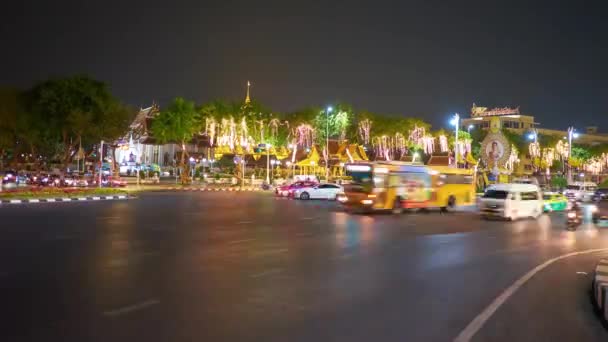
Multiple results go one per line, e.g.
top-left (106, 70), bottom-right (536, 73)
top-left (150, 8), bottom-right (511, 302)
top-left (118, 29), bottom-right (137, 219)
top-left (294, 183), bottom-right (343, 200)
top-left (479, 183), bottom-right (543, 220)
top-left (542, 193), bottom-right (568, 212)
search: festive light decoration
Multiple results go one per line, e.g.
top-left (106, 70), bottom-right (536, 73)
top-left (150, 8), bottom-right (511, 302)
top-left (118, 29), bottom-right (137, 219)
top-left (408, 126), bottom-right (426, 147)
top-left (205, 118), bottom-right (216, 146)
top-left (556, 140), bottom-right (569, 159)
top-left (506, 144), bottom-right (520, 171)
top-left (585, 157), bottom-right (603, 175)
top-left (529, 142), bottom-right (540, 158)
top-left (543, 148), bottom-right (555, 167)
top-left (439, 135), bottom-right (448, 153)
top-left (358, 119), bottom-right (372, 145)
top-left (422, 136), bottom-right (435, 155)
top-left (294, 124), bottom-right (315, 147)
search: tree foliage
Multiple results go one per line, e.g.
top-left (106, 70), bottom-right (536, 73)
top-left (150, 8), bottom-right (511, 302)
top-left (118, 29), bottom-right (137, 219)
top-left (0, 76), bottom-right (134, 168)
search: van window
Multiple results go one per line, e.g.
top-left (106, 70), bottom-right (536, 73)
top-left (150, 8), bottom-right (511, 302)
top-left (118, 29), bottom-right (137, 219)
top-left (483, 190), bottom-right (508, 199)
top-left (521, 192), bottom-right (538, 200)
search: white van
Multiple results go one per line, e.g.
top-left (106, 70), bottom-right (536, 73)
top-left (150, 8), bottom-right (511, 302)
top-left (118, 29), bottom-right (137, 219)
top-left (564, 181), bottom-right (597, 202)
top-left (479, 183), bottom-right (543, 220)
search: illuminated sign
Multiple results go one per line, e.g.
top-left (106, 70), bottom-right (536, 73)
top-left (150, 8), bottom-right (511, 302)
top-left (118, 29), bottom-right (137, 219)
top-left (471, 103), bottom-right (520, 117)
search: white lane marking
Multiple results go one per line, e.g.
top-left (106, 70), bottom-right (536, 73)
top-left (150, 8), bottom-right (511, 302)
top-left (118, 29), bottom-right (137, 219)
top-left (229, 238), bottom-right (255, 244)
top-left (92, 197), bottom-right (100, 200)
top-left (237, 221), bottom-right (253, 224)
top-left (300, 217), bottom-right (316, 220)
top-left (454, 248), bottom-right (608, 342)
top-left (103, 299), bottom-right (160, 317)
top-left (576, 271), bottom-right (588, 275)
top-left (250, 268), bottom-right (283, 278)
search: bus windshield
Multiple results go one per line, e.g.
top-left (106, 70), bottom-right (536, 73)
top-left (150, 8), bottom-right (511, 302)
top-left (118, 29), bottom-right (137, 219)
top-left (347, 170), bottom-right (373, 185)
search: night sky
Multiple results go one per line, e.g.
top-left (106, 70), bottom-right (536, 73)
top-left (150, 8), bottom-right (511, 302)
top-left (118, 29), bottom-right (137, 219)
top-left (2, 1), bottom-right (607, 130)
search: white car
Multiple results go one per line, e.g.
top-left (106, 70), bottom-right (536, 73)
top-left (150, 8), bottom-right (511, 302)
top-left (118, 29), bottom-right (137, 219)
top-left (294, 183), bottom-right (343, 200)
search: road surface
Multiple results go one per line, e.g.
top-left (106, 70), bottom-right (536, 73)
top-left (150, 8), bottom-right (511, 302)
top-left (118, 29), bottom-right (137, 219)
top-left (1, 191), bottom-right (607, 341)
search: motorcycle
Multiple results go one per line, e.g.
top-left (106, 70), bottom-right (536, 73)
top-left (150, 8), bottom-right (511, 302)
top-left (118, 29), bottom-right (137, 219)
top-left (566, 201), bottom-right (582, 231)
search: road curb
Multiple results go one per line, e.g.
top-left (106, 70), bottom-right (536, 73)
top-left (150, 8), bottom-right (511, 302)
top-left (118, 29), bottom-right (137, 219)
top-left (592, 258), bottom-right (608, 324)
top-left (165, 187), bottom-right (263, 192)
top-left (0, 195), bottom-right (130, 205)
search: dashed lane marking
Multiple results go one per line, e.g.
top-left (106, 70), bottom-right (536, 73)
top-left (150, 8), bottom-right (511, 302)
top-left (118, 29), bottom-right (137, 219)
top-left (103, 299), bottom-right (160, 317)
top-left (454, 248), bottom-right (608, 342)
top-left (229, 238), bottom-right (255, 244)
top-left (250, 268), bottom-right (283, 278)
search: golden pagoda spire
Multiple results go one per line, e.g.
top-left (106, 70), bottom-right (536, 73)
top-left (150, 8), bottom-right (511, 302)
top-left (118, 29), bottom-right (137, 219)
top-left (245, 81), bottom-right (251, 104)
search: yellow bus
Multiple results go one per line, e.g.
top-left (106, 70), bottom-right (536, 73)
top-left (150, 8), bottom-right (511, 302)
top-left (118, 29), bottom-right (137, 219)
top-left (426, 166), bottom-right (476, 210)
top-left (339, 162), bottom-right (475, 213)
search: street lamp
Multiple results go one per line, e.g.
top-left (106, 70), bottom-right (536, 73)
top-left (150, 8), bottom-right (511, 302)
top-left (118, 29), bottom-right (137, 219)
top-left (567, 127), bottom-right (578, 182)
top-left (325, 106), bottom-right (333, 181)
top-left (527, 128), bottom-right (538, 143)
top-left (468, 124), bottom-right (474, 133)
top-left (450, 113), bottom-right (460, 166)
top-left (265, 143), bottom-right (272, 183)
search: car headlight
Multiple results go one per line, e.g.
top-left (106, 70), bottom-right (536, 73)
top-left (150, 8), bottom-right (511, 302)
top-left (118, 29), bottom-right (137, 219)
top-left (361, 199), bottom-right (374, 205)
top-left (590, 205), bottom-right (598, 213)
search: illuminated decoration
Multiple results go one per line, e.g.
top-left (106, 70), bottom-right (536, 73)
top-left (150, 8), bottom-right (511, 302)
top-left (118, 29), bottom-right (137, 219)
top-left (439, 135), bottom-right (448, 152)
top-left (529, 142), bottom-right (540, 158)
top-left (456, 139), bottom-right (472, 159)
top-left (205, 118), bottom-right (216, 146)
top-left (556, 140), bottom-right (569, 159)
top-left (585, 157), bottom-right (604, 175)
top-left (506, 144), bottom-right (520, 171)
top-left (333, 110), bottom-right (350, 140)
top-left (542, 148), bottom-right (555, 168)
top-left (358, 119), bottom-right (372, 145)
top-left (471, 103), bottom-right (520, 117)
top-left (408, 126), bottom-right (426, 147)
top-left (373, 135), bottom-right (392, 161)
top-left (422, 136), bottom-right (435, 155)
top-left (480, 131), bottom-right (511, 168)
top-left (294, 124), bottom-right (315, 147)
top-left (394, 132), bottom-right (407, 157)
top-left (268, 118), bottom-right (288, 143)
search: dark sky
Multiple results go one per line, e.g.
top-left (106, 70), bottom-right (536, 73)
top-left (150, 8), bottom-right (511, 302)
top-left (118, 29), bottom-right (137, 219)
top-left (2, 0), bottom-right (608, 130)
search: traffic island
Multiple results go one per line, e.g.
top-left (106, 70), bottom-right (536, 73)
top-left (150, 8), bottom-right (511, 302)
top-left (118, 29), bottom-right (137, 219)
top-left (0, 188), bottom-right (131, 204)
top-left (592, 259), bottom-right (608, 325)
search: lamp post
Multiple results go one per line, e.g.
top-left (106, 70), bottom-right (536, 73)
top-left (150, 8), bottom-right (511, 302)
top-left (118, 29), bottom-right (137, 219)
top-left (567, 127), bottom-right (579, 182)
top-left (241, 159), bottom-right (245, 188)
top-left (99, 140), bottom-right (104, 188)
top-left (325, 106), bottom-right (333, 181)
top-left (266, 143), bottom-right (271, 184)
top-left (450, 114), bottom-right (460, 167)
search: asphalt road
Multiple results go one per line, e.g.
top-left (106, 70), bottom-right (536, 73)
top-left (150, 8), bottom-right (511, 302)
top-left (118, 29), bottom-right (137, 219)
top-left (1, 192), bottom-right (608, 341)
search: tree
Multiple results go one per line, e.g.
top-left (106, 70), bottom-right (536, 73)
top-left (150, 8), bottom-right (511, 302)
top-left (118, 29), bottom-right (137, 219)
top-left (151, 97), bottom-right (201, 183)
top-left (551, 176), bottom-right (567, 190)
top-left (27, 75), bottom-right (130, 168)
top-left (0, 87), bottom-right (22, 168)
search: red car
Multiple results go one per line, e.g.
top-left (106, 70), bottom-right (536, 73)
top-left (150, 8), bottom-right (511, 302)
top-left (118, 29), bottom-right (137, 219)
top-left (275, 181), bottom-right (318, 197)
